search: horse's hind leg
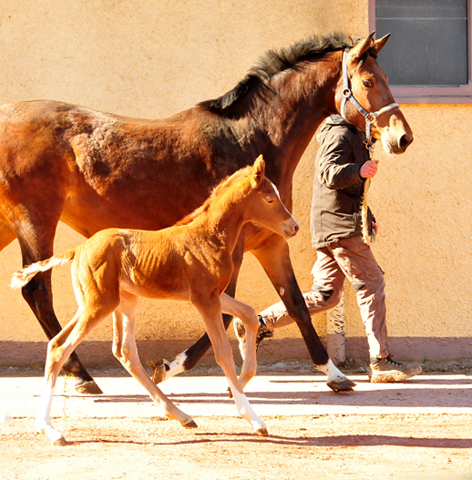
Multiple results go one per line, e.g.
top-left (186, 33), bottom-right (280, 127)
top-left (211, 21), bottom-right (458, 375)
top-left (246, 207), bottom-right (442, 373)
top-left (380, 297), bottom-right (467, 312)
top-left (113, 292), bottom-right (197, 429)
top-left (0, 221), bottom-right (98, 393)
top-left (16, 222), bottom-right (102, 395)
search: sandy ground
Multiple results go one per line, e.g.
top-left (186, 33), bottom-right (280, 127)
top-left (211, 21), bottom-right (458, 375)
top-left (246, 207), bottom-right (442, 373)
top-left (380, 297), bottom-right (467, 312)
top-left (1, 361), bottom-right (472, 480)
top-left (2, 414), bottom-right (472, 480)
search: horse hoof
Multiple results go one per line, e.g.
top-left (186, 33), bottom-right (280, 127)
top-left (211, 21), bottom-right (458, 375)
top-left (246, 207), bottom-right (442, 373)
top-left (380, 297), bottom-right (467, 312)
top-left (74, 380), bottom-right (103, 395)
top-left (149, 360), bottom-right (168, 384)
top-left (53, 436), bottom-right (68, 447)
top-left (327, 377), bottom-right (356, 393)
top-left (183, 419), bottom-right (198, 429)
top-left (255, 427), bottom-right (269, 437)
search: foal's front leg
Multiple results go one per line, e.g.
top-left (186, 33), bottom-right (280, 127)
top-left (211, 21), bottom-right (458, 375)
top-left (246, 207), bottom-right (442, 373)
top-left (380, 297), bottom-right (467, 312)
top-left (193, 293), bottom-right (267, 436)
top-left (220, 293), bottom-right (259, 390)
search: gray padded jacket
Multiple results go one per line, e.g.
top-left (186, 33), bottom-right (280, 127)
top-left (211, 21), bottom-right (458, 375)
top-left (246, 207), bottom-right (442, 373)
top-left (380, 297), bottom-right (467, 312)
top-left (310, 115), bottom-right (373, 249)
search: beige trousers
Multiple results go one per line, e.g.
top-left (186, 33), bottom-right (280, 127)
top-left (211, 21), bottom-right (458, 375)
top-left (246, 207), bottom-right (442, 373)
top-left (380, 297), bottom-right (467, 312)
top-left (260, 235), bottom-right (388, 359)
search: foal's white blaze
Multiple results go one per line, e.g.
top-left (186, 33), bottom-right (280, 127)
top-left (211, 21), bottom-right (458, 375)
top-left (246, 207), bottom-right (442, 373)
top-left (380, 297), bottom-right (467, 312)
top-left (316, 359), bottom-right (346, 382)
top-left (271, 181), bottom-right (281, 199)
top-left (269, 181), bottom-right (299, 237)
top-left (271, 182), bottom-right (290, 214)
top-left (35, 385), bottom-right (64, 444)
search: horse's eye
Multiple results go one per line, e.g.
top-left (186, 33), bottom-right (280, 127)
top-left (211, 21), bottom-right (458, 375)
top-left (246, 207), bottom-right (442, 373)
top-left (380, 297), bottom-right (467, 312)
top-left (363, 79), bottom-right (373, 88)
top-left (266, 197), bottom-right (274, 204)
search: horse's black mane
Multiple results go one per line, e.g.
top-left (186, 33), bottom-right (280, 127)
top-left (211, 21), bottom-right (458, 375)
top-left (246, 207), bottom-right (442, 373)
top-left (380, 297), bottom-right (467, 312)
top-left (175, 164), bottom-right (253, 227)
top-left (199, 32), bottom-right (361, 115)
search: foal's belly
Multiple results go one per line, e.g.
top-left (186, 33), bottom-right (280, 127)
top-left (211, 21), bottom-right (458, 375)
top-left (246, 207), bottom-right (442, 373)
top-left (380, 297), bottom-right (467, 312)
top-left (119, 275), bottom-right (192, 303)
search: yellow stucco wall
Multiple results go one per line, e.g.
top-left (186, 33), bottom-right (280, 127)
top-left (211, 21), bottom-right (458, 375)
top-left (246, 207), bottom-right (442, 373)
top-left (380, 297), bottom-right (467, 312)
top-left (0, 1), bottom-right (470, 361)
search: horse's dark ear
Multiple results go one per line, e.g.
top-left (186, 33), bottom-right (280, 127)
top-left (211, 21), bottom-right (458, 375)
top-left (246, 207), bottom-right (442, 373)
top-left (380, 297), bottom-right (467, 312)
top-left (252, 154), bottom-right (265, 187)
top-left (348, 32), bottom-right (376, 66)
top-left (374, 33), bottom-right (390, 54)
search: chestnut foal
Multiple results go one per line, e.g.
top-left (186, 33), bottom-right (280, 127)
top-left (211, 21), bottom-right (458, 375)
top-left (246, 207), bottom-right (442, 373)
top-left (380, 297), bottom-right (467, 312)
top-left (12, 155), bottom-right (299, 445)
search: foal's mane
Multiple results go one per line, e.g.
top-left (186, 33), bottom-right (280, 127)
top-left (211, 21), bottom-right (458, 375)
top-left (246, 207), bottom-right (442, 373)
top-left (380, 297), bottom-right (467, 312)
top-left (175, 165), bottom-right (254, 227)
top-left (199, 32), bottom-right (363, 115)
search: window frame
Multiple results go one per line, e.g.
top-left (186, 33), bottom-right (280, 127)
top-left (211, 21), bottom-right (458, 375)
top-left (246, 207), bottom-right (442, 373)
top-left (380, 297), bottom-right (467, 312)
top-left (369, 0), bottom-right (472, 104)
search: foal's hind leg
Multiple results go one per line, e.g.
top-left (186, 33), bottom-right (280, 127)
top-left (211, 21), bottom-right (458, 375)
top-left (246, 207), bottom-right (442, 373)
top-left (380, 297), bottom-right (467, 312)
top-left (36, 309), bottom-right (106, 445)
top-left (16, 220), bottom-right (102, 395)
top-left (113, 292), bottom-right (197, 429)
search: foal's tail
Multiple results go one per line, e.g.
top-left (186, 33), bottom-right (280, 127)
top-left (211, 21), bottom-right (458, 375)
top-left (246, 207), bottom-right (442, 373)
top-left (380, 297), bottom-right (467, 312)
top-left (10, 248), bottom-right (77, 289)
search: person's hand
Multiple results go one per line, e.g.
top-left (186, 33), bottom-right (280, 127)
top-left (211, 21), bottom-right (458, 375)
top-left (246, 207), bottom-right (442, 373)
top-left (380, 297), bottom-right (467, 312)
top-left (360, 160), bottom-right (378, 179)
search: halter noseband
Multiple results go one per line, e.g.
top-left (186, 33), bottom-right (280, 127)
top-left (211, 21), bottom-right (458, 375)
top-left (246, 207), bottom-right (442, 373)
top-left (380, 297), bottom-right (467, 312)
top-left (340, 48), bottom-right (398, 150)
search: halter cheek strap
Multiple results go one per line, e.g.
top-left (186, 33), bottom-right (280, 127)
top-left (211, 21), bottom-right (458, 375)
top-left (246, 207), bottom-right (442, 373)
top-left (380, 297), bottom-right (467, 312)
top-left (340, 48), bottom-right (399, 149)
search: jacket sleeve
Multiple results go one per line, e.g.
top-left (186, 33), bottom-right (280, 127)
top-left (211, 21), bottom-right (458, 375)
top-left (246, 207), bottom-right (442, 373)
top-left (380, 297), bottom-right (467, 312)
top-left (317, 127), bottom-right (365, 190)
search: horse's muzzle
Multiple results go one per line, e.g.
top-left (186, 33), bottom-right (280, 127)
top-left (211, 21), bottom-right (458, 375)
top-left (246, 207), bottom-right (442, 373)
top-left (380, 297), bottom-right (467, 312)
top-left (284, 220), bottom-right (300, 238)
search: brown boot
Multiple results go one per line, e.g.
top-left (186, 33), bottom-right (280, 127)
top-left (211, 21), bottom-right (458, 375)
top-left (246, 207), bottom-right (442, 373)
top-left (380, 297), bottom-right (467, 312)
top-left (369, 355), bottom-right (422, 383)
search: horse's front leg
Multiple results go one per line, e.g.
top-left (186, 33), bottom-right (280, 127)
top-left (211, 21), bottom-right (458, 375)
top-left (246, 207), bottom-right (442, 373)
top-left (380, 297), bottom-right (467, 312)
top-left (151, 238), bottom-right (245, 384)
top-left (220, 293), bottom-right (259, 390)
top-left (193, 292), bottom-right (267, 436)
top-left (251, 236), bottom-right (356, 392)
top-left (18, 234), bottom-right (102, 395)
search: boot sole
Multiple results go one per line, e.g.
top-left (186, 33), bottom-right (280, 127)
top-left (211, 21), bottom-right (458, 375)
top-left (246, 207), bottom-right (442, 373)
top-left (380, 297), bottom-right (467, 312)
top-left (369, 365), bottom-right (422, 383)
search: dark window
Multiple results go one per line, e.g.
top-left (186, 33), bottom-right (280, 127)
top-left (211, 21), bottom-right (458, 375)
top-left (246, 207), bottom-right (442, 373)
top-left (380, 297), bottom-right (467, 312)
top-left (369, 0), bottom-right (472, 103)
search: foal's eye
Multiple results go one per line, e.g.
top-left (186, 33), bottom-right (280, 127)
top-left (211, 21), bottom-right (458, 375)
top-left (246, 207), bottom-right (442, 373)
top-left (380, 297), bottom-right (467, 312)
top-left (266, 197), bottom-right (275, 204)
top-left (363, 79), bottom-right (373, 88)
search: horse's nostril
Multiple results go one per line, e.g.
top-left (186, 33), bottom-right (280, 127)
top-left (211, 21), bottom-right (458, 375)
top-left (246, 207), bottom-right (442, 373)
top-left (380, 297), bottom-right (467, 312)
top-left (293, 223), bottom-right (300, 234)
top-left (399, 134), bottom-right (410, 149)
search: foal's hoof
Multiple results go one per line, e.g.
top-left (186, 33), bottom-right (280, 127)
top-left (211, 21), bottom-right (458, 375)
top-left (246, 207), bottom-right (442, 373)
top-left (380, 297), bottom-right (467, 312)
top-left (182, 419), bottom-right (198, 429)
top-left (327, 376), bottom-right (356, 393)
top-left (149, 360), bottom-right (168, 385)
top-left (53, 436), bottom-right (68, 447)
top-left (38, 426), bottom-right (68, 446)
top-left (255, 427), bottom-right (269, 437)
top-left (74, 379), bottom-right (103, 395)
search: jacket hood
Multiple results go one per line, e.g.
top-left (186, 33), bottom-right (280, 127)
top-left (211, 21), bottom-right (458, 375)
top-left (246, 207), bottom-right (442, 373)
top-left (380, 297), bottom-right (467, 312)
top-left (316, 115), bottom-right (361, 143)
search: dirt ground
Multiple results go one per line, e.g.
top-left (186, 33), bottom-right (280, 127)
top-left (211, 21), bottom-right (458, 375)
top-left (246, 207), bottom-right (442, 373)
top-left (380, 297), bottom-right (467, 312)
top-left (2, 361), bottom-right (472, 480)
top-left (2, 413), bottom-right (472, 480)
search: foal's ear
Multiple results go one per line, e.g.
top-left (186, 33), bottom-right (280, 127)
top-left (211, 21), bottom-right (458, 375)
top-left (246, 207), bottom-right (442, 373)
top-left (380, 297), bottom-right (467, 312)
top-left (251, 154), bottom-right (266, 187)
top-left (348, 31), bottom-right (376, 66)
top-left (374, 33), bottom-right (391, 54)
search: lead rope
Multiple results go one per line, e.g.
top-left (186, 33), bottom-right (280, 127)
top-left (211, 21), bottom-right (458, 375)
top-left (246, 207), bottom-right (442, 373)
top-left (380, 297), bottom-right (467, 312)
top-left (361, 144), bottom-right (377, 245)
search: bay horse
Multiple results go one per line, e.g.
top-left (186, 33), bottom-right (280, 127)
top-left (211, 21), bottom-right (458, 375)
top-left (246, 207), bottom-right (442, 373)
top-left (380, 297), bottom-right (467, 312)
top-left (12, 156), bottom-right (298, 445)
top-left (0, 32), bottom-right (412, 395)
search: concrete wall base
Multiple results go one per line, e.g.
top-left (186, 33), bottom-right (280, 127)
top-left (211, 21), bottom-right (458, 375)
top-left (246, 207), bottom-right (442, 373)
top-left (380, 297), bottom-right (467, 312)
top-left (1, 337), bottom-right (471, 368)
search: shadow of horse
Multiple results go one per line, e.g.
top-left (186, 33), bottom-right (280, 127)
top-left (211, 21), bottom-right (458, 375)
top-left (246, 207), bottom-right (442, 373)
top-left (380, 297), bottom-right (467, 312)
top-left (73, 375), bottom-right (472, 410)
